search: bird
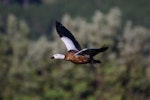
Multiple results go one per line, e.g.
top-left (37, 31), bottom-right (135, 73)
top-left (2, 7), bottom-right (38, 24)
top-left (51, 21), bottom-right (108, 64)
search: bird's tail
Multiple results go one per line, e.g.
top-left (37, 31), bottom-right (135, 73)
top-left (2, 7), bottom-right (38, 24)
top-left (94, 60), bottom-right (101, 64)
top-left (91, 59), bottom-right (101, 64)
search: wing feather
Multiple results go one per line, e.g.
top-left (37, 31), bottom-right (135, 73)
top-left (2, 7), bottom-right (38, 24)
top-left (55, 21), bottom-right (81, 51)
top-left (75, 45), bottom-right (108, 57)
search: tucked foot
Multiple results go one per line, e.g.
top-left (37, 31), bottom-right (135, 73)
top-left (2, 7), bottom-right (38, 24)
top-left (90, 59), bottom-right (101, 64)
top-left (94, 60), bottom-right (101, 63)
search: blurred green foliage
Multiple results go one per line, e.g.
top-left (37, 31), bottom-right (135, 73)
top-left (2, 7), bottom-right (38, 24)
top-left (0, 0), bottom-right (150, 39)
top-left (0, 0), bottom-right (150, 100)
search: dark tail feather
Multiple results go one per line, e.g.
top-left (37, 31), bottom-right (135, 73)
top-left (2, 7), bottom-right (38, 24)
top-left (91, 59), bottom-right (101, 64)
top-left (94, 60), bottom-right (101, 63)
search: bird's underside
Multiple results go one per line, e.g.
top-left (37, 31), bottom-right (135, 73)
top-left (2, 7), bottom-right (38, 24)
top-left (64, 46), bottom-right (108, 64)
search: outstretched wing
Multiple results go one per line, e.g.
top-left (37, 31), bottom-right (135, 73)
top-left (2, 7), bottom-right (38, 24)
top-left (55, 21), bottom-right (81, 51)
top-left (75, 45), bottom-right (108, 57)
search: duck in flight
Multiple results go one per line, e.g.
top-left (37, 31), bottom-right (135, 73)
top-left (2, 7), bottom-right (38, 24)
top-left (51, 21), bottom-right (108, 64)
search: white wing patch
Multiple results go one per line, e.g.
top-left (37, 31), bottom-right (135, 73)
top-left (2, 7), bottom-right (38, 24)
top-left (75, 48), bottom-right (88, 55)
top-left (61, 37), bottom-right (78, 51)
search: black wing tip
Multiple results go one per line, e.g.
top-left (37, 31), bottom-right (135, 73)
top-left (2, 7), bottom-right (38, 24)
top-left (55, 21), bottom-right (62, 29)
top-left (55, 21), bottom-right (61, 26)
top-left (100, 45), bottom-right (109, 52)
top-left (55, 21), bottom-right (63, 37)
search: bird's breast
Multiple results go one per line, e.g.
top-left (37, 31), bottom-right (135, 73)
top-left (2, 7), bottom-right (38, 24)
top-left (65, 52), bottom-right (90, 64)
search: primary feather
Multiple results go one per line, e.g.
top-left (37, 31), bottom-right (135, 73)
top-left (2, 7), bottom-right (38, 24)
top-left (75, 45), bottom-right (108, 57)
top-left (55, 21), bottom-right (81, 51)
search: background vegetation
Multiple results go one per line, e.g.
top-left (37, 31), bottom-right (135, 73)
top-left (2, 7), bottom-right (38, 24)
top-left (0, 0), bottom-right (150, 100)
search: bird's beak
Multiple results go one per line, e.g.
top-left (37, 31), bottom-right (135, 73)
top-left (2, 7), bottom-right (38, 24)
top-left (51, 56), bottom-right (54, 59)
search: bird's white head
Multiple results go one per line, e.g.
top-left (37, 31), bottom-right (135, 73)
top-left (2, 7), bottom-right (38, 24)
top-left (51, 54), bottom-right (65, 59)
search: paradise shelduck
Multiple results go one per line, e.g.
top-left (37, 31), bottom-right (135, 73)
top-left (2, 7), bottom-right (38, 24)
top-left (51, 21), bottom-right (108, 64)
